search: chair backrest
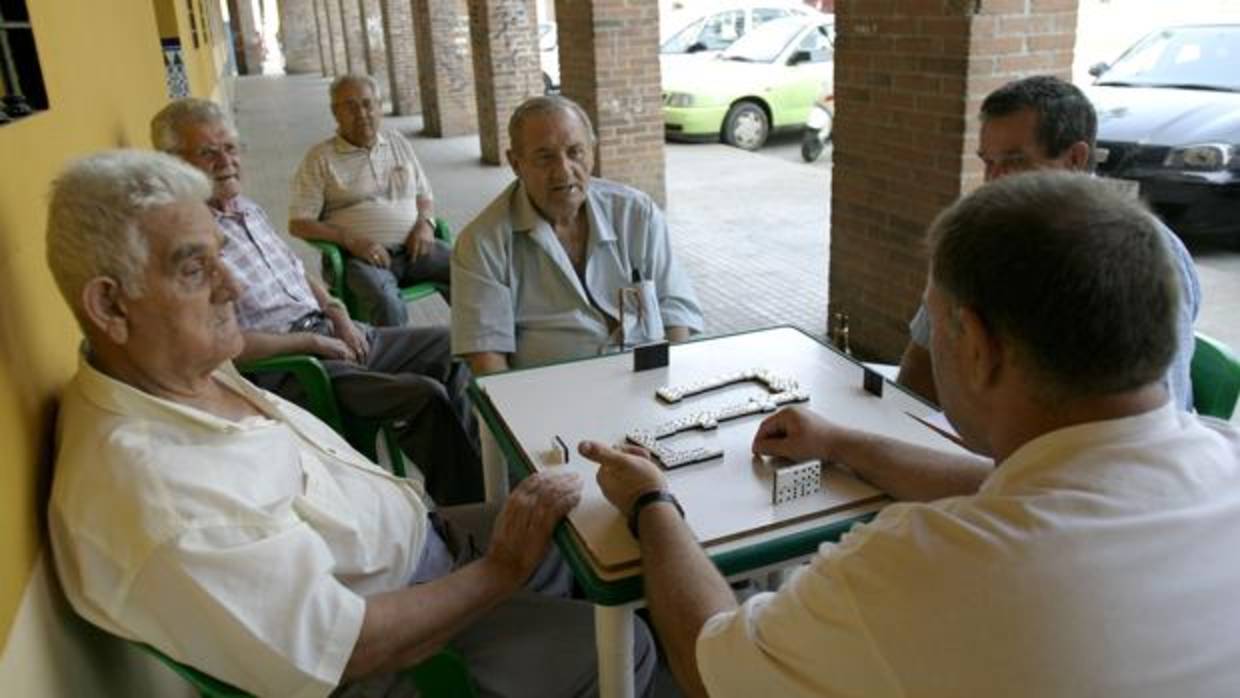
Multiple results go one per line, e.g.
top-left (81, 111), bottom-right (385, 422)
top-left (1191, 332), bottom-right (1240, 420)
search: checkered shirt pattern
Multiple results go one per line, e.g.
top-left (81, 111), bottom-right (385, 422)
top-left (213, 196), bottom-right (321, 333)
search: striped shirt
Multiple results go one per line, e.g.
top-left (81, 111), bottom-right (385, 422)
top-left (212, 196), bottom-right (320, 333)
top-left (289, 128), bottom-right (433, 248)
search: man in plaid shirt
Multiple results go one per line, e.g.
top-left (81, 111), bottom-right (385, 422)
top-left (152, 98), bottom-right (484, 506)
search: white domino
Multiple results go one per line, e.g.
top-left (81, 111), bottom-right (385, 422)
top-left (656, 368), bottom-right (804, 404)
top-left (772, 461), bottom-right (823, 505)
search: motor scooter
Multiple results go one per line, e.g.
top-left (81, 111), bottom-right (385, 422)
top-left (801, 94), bottom-right (834, 163)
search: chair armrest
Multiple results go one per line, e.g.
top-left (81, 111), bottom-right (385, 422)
top-left (236, 355), bottom-right (346, 434)
top-left (433, 217), bottom-right (454, 245)
top-left (307, 239), bottom-right (346, 301)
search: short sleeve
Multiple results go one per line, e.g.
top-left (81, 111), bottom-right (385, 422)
top-left (451, 226), bottom-right (516, 356)
top-left (908, 302), bottom-right (931, 349)
top-left (642, 202), bottom-right (705, 334)
top-left (290, 148), bottom-right (328, 222)
top-left (125, 523), bottom-right (365, 698)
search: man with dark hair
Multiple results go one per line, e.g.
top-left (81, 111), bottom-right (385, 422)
top-left (896, 75), bottom-right (1200, 409)
top-left (580, 172), bottom-right (1240, 697)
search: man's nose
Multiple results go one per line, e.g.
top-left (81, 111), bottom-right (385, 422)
top-left (213, 263), bottom-right (241, 303)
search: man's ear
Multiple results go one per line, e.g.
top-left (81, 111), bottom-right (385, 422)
top-left (506, 148), bottom-right (521, 177)
top-left (956, 305), bottom-right (1001, 391)
top-left (80, 277), bottom-right (131, 345)
top-left (1066, 140), bottom-right (1091, 171)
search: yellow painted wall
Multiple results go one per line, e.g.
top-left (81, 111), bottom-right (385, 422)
top-left (0, 0), bottom-right (229, 661)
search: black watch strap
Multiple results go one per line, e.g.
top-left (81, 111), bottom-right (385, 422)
top-left (627, 490), bottom-right (685, 539)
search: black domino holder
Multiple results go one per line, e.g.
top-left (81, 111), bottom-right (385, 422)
top-left (863, 366), bottom-right (884, 397)
top-left (634, 340), bottom-right (670, 372)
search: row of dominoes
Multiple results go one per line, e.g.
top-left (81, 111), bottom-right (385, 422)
top-left (656, 368), bottom-right (802, 404)
top-left (772, 461), bottom-right (823, 505)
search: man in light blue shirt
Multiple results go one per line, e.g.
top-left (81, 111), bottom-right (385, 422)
top-left (452, 96), bottom-right (704, 373)
top-left (897, 76), bottom-right (1200, 409)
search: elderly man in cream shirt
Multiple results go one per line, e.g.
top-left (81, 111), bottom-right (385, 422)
top-left (45, 150), bottom-right (656, 697)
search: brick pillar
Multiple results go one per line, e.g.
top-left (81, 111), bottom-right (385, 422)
top-left (357, 0), bottom-right (392, 104)
top-left (380, 0), bottom-right (421, 114)
top-left (338, 0), bottom-right (369, 73)
top-left (467, 0), bottom-right (543, 164)
top-left (324, 0), bottom-right (349, 75)
top-left (554, 0), bottom-right (665, 205)
top-left (828, 0), bottom-right (1077, 360)
top-left (279, 0), bottom-right (321, 74)
top-left (313, 0), bottom-right (334, 76)
top-left (413, 0), bottom-right (478, 137)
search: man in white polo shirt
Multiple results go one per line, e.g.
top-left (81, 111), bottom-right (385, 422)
top-left (290, 74), bottom-right (449, 327)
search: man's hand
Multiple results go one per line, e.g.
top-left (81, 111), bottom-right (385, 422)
top-left (344, 230), bottom-right (390, 268)
top-left (752, 405), bottom-right (839, 463)
top-left (578, 441), bottom-right (668, 516)
top-left (328, 312), bottom-right (370, 361)
top-left (302, 333), bottom-right (359, 362)
top-left (484, 472), bottom-right (582, 588)
top-left (405, 218), bottom-right (435, 260)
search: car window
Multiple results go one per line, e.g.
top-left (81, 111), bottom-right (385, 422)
top-left (722, 19), bottom-right (805, 63)
top-left (1098, 25), bottom-right (1240, 91)
top-left (752, 8), bottom-right (789, 29)
top-left (794, 24), bottom-right (834, 62)
top-left (698, 10), bottom-right (745, 51)
top-left (662, 17), bottom-right (706, 53)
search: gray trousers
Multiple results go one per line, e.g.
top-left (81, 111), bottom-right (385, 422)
top-left (253, 322), bottom-right (486, 505)
top-left (346, 239), bottom-right (452, 327)
top-left (334, 504), bottom-right (659, 698)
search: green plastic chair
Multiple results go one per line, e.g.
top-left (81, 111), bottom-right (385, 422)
top-left (140, 643), bottom-right (478, 697)
top-left (311, 217), bottom-right (454, 324)
top-left (1191, 332), bottom-right (1240, 420)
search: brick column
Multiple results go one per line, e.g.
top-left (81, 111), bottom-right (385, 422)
top-left (413, 0), bottom-right (478, 137)
top-left (338, 0), bottom-right (369, 73)
top-left (467, 0), bottom-right (543, 164)
top-left (828, 0), bottom-right (1077, 360)
top-left (380, 0), bottom-right (421, 115)
top-left (313, 0), bottom-right (334, 75)
top-left (358, 0), bottom-right (392, 103)
top-left (279, 0), bottom-right (322, 74)
top-left (231, 0), bottom-right (264, 75)
top-left (554, 0), bottom-right (665, 205)
top-left (324, 0), bottom-right (349, 75)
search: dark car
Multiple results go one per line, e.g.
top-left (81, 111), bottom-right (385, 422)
top-left (1085, 24), bottom-right (1240, 240)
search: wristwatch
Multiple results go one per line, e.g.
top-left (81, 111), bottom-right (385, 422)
top-left (627, 489), bottom-right (685, 540)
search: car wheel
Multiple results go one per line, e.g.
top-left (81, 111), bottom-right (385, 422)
top-left (543, 72), bottom-right (554, 95)
top-left (723, 102), bottom-right (769, 151)
top-left (800, 128), bottom-right (825, 162)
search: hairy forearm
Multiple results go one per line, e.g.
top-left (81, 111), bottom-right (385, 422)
top-left (831, 428), bottom-right (991, 501)
top-left (667, 326), bottom-right (690, 342)
top-left (344, 557), bottom-right (519, 679)
top-left (464, 351), bottom-right (509, 376)
top-left (236, 331), bottom-right (314, 362)
top-left (290, 217), bottom-right (351, 246)
top-left (639, 504), bottom-right (736, 698)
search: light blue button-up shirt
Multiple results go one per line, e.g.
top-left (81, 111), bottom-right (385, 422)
top-left (451, 178), bottom-right (704, 368)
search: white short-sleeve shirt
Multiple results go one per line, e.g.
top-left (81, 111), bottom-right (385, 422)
top-left (450, 178), bottom-right (705, 368)
top-left (49, 358), bottom-right (433, 698)
top-left (697, 403), bottom-right (1240, 697)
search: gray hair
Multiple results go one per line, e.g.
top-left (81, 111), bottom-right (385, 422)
top-left (150, 97), bottom-right (237, 153)
top-left (507, 95), bottom-right (597, 155)
top-left (46, 150), bottom-right (211, 320)
top-left (929, 171), bottom-right (1178, 403)
top-left (330, 73), bottom-right (382, 103)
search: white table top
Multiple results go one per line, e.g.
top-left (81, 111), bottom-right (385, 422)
top-left (476, 327), bottom-right (967, 574)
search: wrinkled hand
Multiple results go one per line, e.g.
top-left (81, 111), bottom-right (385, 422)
top-left (345, 232), bottom-right (390, 268)
top-left (485, 471), bottom-right (582, 585)
top-left (405, 220), bottom-right (436, 260)
top-left (330, 314), bottom-right (369, 361)
top-left (578, 441), bottom-right (668, 517)
top-left (303, 333), bottom-right (358, 362)
top-left (751, 405), bottom-right (837, 462)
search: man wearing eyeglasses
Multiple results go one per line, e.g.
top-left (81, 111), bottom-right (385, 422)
top-left (152, 98), bottom-right (484, 507)
top-left (288, 74), bottom-right (449, 327)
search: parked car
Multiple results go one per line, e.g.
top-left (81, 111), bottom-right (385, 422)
top-left (660, 0), bottom-right (821, 56)
top-left (1085, 24), bottom-right (1240, 240)
top-left (663, 15), bottom-right (834, 150)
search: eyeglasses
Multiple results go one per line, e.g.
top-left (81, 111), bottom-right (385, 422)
top-left (332, 98), bottom-right (380, 113)
top-left (185, 142), bottom-right (244, 161)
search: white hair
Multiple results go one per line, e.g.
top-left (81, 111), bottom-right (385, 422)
top-left (46, 150), bottom-right (211, 320)
top-left (149, 97), bottom-right (238, 153)
top-left (330, 73), bottom-right (382, 102)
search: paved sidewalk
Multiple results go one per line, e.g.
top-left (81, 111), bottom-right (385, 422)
top-left (233, 74), bottom-right (831, 342)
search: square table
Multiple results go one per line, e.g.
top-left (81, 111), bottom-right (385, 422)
top-left (470, 327), bottom-right (968, 697)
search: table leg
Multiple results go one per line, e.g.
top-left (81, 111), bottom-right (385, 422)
top-left (595, 603), bottom-right (635, 698)
top-left (478, 408), bottom-right (509, 503)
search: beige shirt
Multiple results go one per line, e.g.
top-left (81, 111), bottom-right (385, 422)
top-left (49, 358), bottom-right (432, 698)
top-left (290, 128), bottom-right (433, 247)
top-left (697, 403), bottom-right (1240, 697)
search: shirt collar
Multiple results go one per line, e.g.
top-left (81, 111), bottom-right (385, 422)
top-left (510, 179), bottom-right (617, 244)
top-left (209, 194), bottom-right (261, 221)
top-left (980, 400), bottom-right (1181, 494)
top-left (333, 129), bottom-right (389, 154)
